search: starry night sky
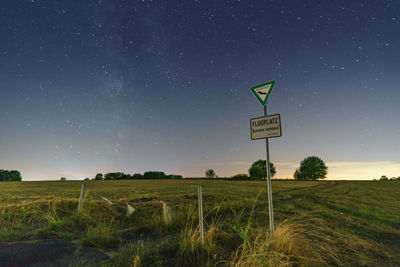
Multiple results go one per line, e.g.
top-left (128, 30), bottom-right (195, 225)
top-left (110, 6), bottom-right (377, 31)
top-left (1, 0), bottom-right (399, 180)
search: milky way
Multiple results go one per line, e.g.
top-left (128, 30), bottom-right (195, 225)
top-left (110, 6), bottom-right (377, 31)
top-left (1, 1), bottom-right (399, 180)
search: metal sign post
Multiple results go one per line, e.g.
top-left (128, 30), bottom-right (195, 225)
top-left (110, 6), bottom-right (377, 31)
top-left (264, 104), bottom-right (275, 234)
top-left (192, 185), bottom-right (204, 245)
top-left (250, 80), bottom-right (280, 235)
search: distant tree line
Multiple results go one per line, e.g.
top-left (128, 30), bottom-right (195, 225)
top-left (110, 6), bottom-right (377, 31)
top-left (376, 175), bottom-right (400, 181)
top-left (0, 169), bottom-right (22, 181)
top-left (228, 156), bottom-right (328, 181)
top-left (89, 171), bottom-right (182, 181)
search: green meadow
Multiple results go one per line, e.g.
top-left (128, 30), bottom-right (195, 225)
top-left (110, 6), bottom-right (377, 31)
top-left (0, 180), bottom-right (399, 266)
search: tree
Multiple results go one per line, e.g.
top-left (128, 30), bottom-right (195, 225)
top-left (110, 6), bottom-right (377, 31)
top-left (104, 173), bottom-right (115, 180)
top-left (205, 169), bottom-right (216, 178)
top-left (60, 177), bottom-right (66, 181)
top-left (132, 173), bottom-right (143, 179)
top-left (8, 170), bottom-right (22, 181)
top-left (167, 174), bottom-right (183, 179)
top-left (380, 175), bottom-right (388, 181)
top-left (0, 170), bottom-right (22, 181)
top-left (104, 172), bottom-right (128, 180)
top-left (294, 169), bottom-right (304, 180)
top-left (293, 156), bottom-right (327, 180)
top-left (120, 173), bottom-right (132, 180)
top-left (232, 173), bottom-right (249, 180)
top-left (248, 165), bottom-right (263, 180)
top-left (143, 171), bottom-right (167, 179)
top-left (94, 173), bottom-right (103, 180)
top-left (248, 160), bottom-right (276, 179)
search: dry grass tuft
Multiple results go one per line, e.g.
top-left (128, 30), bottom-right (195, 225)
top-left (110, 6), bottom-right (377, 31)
top-left (231, 216), bottom-right (339, 266)
top-left (231, 213), bottom-right (394, 267)
top-left (269, 216), bottom-right (341, 266)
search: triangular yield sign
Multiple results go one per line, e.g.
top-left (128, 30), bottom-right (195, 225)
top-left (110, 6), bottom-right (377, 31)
top-left (251, 80), bottom-right (276, 105)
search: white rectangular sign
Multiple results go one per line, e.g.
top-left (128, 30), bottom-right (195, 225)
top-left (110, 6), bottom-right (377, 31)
top-left (250, 114), bottom-right (282, 140)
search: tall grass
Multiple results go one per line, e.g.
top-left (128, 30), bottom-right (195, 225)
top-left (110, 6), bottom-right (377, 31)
top-left (81, 218), bottom-right (121, 248)
top-left (179, 204), bottom-right (212, 266)
top-left (107, 203), bottom-right (225, 266)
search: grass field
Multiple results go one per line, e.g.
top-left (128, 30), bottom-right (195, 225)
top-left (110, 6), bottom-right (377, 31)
top-left (1, 179), bottom-right (399, 266)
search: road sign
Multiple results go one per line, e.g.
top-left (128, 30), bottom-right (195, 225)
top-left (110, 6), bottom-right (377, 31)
top-left (250, 114), bottom-right (282, 140)
top-left (250, 80), bottom-right (278, 235)
top-left (250, 80), bottom-right (276, 106)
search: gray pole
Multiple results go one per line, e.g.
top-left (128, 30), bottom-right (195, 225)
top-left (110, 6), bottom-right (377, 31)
top-left (264, 104), bottom-right (275, 234)
top-left (199, 185), bottom-right (204, 245)
top-left (78, 184), bottom-right (85, 213)
top-left (192, 185), bottom-right (205, 245)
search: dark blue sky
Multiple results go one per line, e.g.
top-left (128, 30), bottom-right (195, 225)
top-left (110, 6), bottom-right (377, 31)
top-left (1, 0), bottom-right (399, 180)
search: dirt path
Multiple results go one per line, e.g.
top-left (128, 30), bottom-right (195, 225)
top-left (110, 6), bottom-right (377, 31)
top-left (0, 240), bottom-right (109, 267)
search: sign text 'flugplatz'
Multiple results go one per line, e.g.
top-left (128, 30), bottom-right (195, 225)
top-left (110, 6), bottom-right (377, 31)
top-left (250, 114), bottom-right (282, 140)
